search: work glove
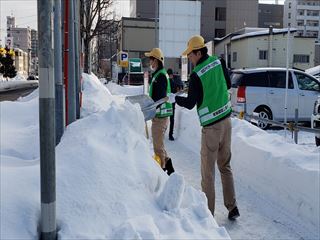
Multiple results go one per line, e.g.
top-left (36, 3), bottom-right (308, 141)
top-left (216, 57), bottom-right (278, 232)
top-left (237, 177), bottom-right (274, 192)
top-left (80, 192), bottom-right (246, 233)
top-left (167, 93), bottom-right (176, 104)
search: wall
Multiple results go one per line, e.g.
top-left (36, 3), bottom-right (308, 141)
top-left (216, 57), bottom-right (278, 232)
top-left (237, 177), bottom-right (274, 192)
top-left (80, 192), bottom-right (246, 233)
top-left (229, 33), bottom-right (315, 70)
top-left (226, 0), bottom-right (258, 33)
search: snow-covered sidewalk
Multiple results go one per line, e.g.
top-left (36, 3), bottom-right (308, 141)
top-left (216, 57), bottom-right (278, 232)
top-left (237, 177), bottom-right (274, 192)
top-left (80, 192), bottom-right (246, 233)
top-left (168, 105), bottom-right (320, 239)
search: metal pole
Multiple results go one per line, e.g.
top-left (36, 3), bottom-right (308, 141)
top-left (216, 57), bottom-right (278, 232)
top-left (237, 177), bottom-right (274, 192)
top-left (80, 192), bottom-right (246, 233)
top-left (74, 0), bottom-right (80, 119)
top-left (284, 27), bottom-right (290, 138)
top-left (68, 0), bottom-right (76, 124)
top-left (155, 0), bottom-right (159, 47)
top-left (37, 0), bottom-right (56, 239)
top-left (63, 0), bottom-right (69, 125)
top-left (54, 0), bottom-right (65, 144)
top-left (294, 108), bottom-right (298, 144)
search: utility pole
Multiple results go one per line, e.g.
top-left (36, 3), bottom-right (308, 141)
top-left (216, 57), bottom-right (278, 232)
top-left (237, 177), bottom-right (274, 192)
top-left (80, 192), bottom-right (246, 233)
top-left (37, 0), bottom-right (56, 239)
top-left (74, 0), bottom-right (81, 119)
top-left (68, 0), bottom-right (77, 124)
top-left (54, 0), bottom-right (65, 144)
top-left (155, 0), bottom-right (159, 47)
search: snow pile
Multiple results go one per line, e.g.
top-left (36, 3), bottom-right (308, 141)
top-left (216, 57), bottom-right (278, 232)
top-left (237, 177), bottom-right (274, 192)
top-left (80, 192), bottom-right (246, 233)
top-left (0, 74), bottom-right (229, 239)
top-left (0, 79), bottom-right (38, 92)
top-left (106, 82), bottom-right (144, 96)
top-left (176, 107), bottom-right (320, 231)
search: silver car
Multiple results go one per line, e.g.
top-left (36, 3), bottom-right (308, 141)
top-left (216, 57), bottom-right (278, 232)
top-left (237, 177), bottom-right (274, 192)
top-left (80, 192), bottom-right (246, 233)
top-left (231, 67), bottom-right (320, 129)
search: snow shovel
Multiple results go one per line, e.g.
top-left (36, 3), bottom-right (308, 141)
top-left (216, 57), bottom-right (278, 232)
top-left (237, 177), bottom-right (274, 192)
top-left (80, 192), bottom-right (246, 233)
top-left (126, 90), bottom-right (186, 121)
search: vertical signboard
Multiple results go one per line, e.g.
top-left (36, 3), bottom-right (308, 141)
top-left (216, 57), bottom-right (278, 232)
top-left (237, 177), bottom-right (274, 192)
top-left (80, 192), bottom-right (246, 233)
top-left (181, 56), bottom-right (188, 82)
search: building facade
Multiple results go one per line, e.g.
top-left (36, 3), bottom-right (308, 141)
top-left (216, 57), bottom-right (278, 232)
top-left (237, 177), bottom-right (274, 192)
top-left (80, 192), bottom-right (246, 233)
top-left (284, 0), bottom-right (320, 40)
top-left (7, 27), bottom-right (31, 52)
top-left (31, 29), bottom-right (38, 58)
top-left (259, 3), bottom-right (284, 28)
top-left (130, 0), bottom-right (258, 41)
top-left (215, 28), bottom-right (316, 70)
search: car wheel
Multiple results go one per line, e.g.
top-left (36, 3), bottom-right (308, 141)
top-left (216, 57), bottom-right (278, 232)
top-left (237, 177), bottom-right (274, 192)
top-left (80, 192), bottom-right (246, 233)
top-left (316, 137), bottom-right (320, 147)
top-left (256, 108), bottom-right (272, 130)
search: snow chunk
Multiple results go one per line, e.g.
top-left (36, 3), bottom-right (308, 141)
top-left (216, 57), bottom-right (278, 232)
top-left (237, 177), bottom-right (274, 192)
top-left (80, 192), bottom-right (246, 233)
top-left (158, 173), bottom-right (185, 211)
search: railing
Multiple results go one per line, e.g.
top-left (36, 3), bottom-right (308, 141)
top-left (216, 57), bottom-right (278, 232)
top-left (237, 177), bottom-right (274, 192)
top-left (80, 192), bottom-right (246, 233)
top-left (232, 109), bottom-right (320, 144)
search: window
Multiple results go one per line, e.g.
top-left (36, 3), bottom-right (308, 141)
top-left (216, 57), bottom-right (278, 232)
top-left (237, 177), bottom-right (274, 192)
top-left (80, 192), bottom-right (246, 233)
top-left (268, 71), bottom-right (294, 89)
top-left (288, 12), bottom-right (291, 19)
top-left (295, 72), bottom-right (320, 91)
top-left (233, 52), bottom-right (237, 62)
top-left (259, 50), bottom-right (268, 60)
top-left (244, 72), bottom-right (268, 87)
top-left (289, 2), bottom-right (292, 8)
top-left (215, 29), bottom-right (226, 38)
top-left (215, 7), bottom-right (226, 21)
top-left (293, 54), bottom-right (310, 63)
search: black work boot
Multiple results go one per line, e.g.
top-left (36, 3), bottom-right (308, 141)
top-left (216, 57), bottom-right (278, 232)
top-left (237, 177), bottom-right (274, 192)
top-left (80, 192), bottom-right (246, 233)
top-left (228, 206), bottom-right (240, 221)
top-left (165, 158), bottom-right (175, 175)
top-left (169, 135), bottom-right (175, 141)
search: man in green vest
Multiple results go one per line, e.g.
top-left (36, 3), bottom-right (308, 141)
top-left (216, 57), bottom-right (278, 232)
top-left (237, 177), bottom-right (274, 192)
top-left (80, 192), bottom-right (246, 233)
top-left (145, 48), bottom-right (175, 175)
top-left (168, 35), bottom-right (239, 220)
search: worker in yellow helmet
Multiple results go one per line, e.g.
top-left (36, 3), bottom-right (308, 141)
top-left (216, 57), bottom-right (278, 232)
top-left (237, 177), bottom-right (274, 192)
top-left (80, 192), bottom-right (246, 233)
top-left (167, 35), bottom-right (239, 220)
top-left (145, 48), bottom-right (175, 175)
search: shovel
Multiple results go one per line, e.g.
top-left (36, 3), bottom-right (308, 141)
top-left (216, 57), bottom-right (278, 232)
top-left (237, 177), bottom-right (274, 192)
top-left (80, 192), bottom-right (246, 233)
top-left (126, 90), bottom-right (186, 121)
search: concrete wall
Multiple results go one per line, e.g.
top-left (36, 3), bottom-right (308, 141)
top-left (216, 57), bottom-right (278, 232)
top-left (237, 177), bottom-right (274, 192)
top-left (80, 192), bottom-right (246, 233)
top-left (258, 4), bottom-right (284, 28)
top-left (226, 0), bottom-right (258, 33)
top-left (120, 18), bottom-right (155, 54)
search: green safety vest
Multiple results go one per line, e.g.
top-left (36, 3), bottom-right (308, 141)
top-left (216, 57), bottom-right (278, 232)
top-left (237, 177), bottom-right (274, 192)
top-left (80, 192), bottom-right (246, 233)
top-left (149, 68), bottom-right (173, 118)
top-left (193, 55), bottom-right (231, 126)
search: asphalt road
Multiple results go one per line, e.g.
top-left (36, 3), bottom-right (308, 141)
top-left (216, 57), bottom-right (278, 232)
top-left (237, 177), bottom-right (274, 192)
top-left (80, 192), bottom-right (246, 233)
top-left (0, 87), bottom-right (38, 102)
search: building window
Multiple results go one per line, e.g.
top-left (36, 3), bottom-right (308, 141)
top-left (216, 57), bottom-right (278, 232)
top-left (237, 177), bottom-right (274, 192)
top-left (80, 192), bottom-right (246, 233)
top-left (293, 54), bottom-right (310, 63)
top-left (233, 52), bottom-right (237, 62)
top-left (289, 2), bottom-right (292, 8)
top-left (288, 13), bottom-right (291, 19)
top-left (215, 7), bottom-right (226, 21)
top-left (215, 28), bottom-right (226, 38)
top-left (259, 50), bottom-right (268, 60)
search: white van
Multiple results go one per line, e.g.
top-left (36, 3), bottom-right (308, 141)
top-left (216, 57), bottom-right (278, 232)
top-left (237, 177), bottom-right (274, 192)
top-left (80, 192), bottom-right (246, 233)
top-left (230, 68), bottom-right (320, 129)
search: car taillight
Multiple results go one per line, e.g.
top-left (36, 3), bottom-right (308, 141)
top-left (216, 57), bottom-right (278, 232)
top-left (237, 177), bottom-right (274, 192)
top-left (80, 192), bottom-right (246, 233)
top-left (237, 86), bottom-right (246, 103)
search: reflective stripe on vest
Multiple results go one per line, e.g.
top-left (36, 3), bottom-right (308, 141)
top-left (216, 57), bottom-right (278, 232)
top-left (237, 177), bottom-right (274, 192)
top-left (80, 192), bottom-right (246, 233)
top-left (194, 55), bottom-right (231, 126)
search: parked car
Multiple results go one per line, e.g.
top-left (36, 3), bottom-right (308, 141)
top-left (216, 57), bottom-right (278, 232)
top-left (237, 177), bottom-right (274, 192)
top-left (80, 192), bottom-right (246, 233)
top-left (230, 67), bottom-right (320, 129)
top-left (311, 97), bottom-right (320, 146)
top-left (306, 65), bottom-right (320, 81)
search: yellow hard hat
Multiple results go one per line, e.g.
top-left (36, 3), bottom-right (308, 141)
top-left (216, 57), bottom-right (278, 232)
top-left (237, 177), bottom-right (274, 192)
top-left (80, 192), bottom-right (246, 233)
top-left (145, 48), bottom-right (164, 63)
top-left (182, 35), bottom-right (206, 56)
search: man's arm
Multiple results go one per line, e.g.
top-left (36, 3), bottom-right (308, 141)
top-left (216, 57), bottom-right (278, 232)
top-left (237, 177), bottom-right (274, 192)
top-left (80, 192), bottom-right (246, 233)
top-left (175, 72), bottom-right (202, 110)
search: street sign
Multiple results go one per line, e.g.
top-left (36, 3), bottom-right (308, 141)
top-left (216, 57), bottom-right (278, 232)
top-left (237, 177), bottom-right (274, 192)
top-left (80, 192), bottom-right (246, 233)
top-left (118, 51), bottom-right (128, 68)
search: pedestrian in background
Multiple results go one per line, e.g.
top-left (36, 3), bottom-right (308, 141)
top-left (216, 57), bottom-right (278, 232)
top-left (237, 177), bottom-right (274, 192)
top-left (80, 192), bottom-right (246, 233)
top-left (167, 68), bottom-right (183, 141)
top-left (145, 48), bottom-right (175, 175)
top-left (167, 35), bottom-right (239, 220)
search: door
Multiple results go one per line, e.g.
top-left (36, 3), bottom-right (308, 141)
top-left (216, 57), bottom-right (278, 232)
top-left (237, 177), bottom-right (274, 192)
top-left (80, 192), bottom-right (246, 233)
top-left (294, 71), bottom-right (320, 120)
top-left (267, 71), bottom-right (298, 121)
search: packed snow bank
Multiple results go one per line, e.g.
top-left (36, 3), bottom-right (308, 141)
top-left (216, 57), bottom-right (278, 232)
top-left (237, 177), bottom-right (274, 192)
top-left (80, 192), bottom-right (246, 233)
top-left (175, 106), bottom-right (320, 230)
top-left (0, 74), bottom-right (229, 239)
top-left (0, 78), bottom-right (38, 92)
top-left (106, 82), bottom-right (144, 96)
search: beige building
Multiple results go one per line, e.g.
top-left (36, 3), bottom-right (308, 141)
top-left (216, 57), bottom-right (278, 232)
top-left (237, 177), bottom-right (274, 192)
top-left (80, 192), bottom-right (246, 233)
top-left (14, 48), bottom-right (29, 75)
top-left (215, 28), bottom-right (316, 70)
top-left (118, 17), bottom-right (181, 72)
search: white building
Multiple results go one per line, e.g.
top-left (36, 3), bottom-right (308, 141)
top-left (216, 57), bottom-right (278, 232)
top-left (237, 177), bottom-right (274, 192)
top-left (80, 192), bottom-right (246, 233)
top-left (214, 28), bottom-right (316, 70)
top-left (284, 0), bottom-right (320, 40)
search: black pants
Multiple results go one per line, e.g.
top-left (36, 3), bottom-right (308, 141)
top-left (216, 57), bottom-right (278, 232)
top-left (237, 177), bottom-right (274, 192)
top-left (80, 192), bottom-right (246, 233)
top-left (169, 103), bottom-right (175, 137)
